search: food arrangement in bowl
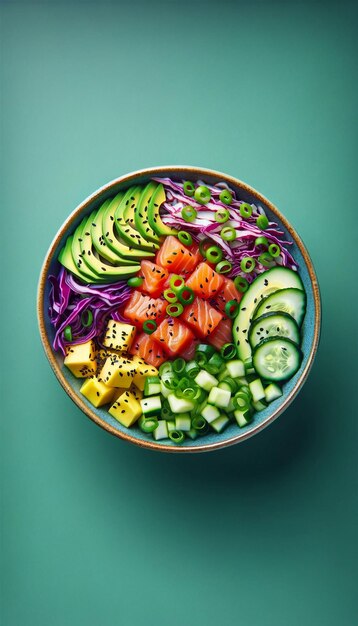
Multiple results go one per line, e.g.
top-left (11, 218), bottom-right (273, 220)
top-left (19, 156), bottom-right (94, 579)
top-left (40, 167), bottom-right (320, 451)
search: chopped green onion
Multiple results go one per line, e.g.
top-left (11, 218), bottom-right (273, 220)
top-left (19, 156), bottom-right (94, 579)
top-left (234, 391), bottom-right (251, 411)
top-left (205, 245), bottom-right (223, 264)
top-left (205, 352), bottom-right (225, 375)
top-left (220, 226), bottom-right (236, 242)
top-left (234, 275), bottom-right (249, 293)
top-left (81, 309), bottom-right (93, 327)
top-left (195, 353), bottom-right (207, 367)
top-left (199, 238), bottom-right (212, 257)
top-left (127, 276), bottom-right (144, 288)
top-left (185, 361), bottom-right (201, 379)
top-left (215, 208), bottom-right (230, 223)
top-left (194, 185), bottom-right (211, 204)
top-left (162, 376), bottom-right (176, 390)
top-left (240, 257), bottom-right (256, 273)
top-left (215, 260), bottom-right (232, 274)
top-left (268, 243), bottom-right (280, 258)
top-left (192, 415), bottom-right (208, 432)
top-left (159, 361), bottom-right (172, 376)
top-left (256, 214), bottom-right (269, 230)
top-left (63, 325), bottom-right (72, 342)
top-left (183, 181), bottom-right (195, 197)
top-left (220, 343), bottom-right (237, 360)
top-left (169, 430), bottom-right (185, 444)
top-left (258, 252), bottom-right (275, 267)
top-left (196, 344), bottom-right (216, 360)
top-left (225, 299), bottom-right (240, 319)
top-left (177, 286), bottom-right (195, 306)
top-left (239, 202), bottom-right (253, 218)
top-left (143, 320), bottom-right (157, 334)
top-left (173, 358), bottom-right (186, 375)
top-left (219, 376), bottom-right (238, 393)
top-left (177, 377), bottom-right (191, 391)
top-left (255, 236), bottom-right (269, 248)
top-left (181, 205), bottom-right (197, 222)
top-left (163, 289), bottom-right (178, 303)
top-left (166, 303), bottom-right (184, 317)
top-left (178, 230), bottom-right (193, 246)
top-left (139, 415), bottom-right (159, 433)
top-left (219, 189), bottom-right (233, 205)
top-left (179, 387), bottom-right (197, 400)
top-left (169, 275), bottom-right (185, 293)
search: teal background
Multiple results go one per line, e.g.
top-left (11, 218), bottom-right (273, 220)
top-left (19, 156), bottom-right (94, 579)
top-left (1, 1), bottom-right (357, 624)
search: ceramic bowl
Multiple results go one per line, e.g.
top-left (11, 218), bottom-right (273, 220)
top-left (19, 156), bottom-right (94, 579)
top-left (37, 166), bottom-right (321, 452)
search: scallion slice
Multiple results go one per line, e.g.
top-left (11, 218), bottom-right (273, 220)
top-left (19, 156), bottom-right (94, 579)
top-left (143, 320), bottom-right (157, 334)
top-left (240, 257), bottom-right (256, 273)
top-left (169, 430), bottom-right (185, 444)
top-left (169, 275), bottom-right (185, 293)
top-left (177, 286), bottom-right (195, 306)
top-left (268, 243), bottom-right (280, 258)
top-left (173, 358), bottom-right (186, 375)
top-left (139, 415), bottom-right (159, 433)
top-left (234, 275), bottom-right (249, 293)
top-left (220, 343), bottom-right (237, 360)
top-left (166, 302), bottom-right (184, 317)
top-left (256, 214), bottom-right (269, 230)
top-left (183, 181), bottom-right (195, 197)
top-left (220, 226), bottom-right (236, 242)
top-left (239, 202), bottom-right (253, 218)
top-left (205, 245), bottom-right (223, 264)
top-left (215, 208), bottom-right (230, 223)
top-left (181, 205), bottom-right (197, 222)
top-left (215, 260), bottom-right (232, 274)
top-left (225, 299), bottom-right (240, 319)
top-left (81, 309), bottom-right (93, 327)
top-left (63, 325), bottom-right (72, 342)
top-left (258, 252), bottom-right (275, 267)
top-left (164, 289), bottom-right (178, 303)
top-left (178, 231), bottom-right (193, 246)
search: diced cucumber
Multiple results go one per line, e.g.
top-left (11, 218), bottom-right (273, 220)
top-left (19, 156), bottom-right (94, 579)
top-left (160, 380), bottom-right (171, 398)
top-left (249, 378), bottom-right (265, 403)
top-left (167, 420), bottom-right (176, 432)
top-left (265, 383), bottom-right (283, 403)
top-left (208, 386), bottom-right (231, 408)
top-left (140, 395), bottom-right (162, 416)
top-left (211, 414), bottom-right (230, 433)
top-left (252, 399), bottom-right (267, 412)
top-left (194, 370), bottom-right (219, 392)
top-left (153, 420), bottom-right (168, 440)
top-left (186, 428), bottom-right (198, 440)
top-left (237, 377), bottom-right (249, 387)
top-left (225, 397), bottom-right (236, 413)
top-left (175, 413), bottom-right (191, 432)
top-left (201, 404), bottom-right (220, 424)
top-left (226, 359), bottom-right (245, 378)
top-left (144, 376), bottom-right (161, 396)
top-left (234, 409), bottom-right (252, 428)
top-left (167, 394), bottom-right (195, 414)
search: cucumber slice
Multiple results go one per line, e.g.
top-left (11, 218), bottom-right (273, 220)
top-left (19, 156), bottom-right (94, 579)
top-left (248, 378), bottom-right (265, 403)
top-left (140, 395), bottom-right (162, 416)
top-left (144, 376), bottom-right (161, 397)
top-left (253, 338), bottom-right (303, 382)
top-left (253, 288), bottom-right (306, 327)
top-left (233, 267), bottom-right (304, 363)
top-left (211, 414), bottom-right (230, 433)
top-left (167, 394), bottom-right (195, 414)
top-left (264, 383), bottom-right (283, 403)
top-left (200, 404), bottom-right (220, 424)
top-left (194, 370), bottom-right (219, 392)
top-left (153, 420), bottom-right (168, 441)
top-left (175, 413), bottom-right (191, 432)
top-left (234, 409), bottom-right (253, 428)
top-left (249, 312), bottom-right (300, 349)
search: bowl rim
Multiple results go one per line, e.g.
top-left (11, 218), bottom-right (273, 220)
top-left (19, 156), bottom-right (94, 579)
top-left (37, 165), bottom-right (321, 453)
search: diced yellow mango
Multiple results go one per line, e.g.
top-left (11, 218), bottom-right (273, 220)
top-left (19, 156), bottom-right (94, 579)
top-left (96, 348), bottom-right (120, 372)
top-left (99, 354), bottom-right (136, 388)
top-left (109, 390), bottom-right (142, 427)
top-left (133, 362), bottom-right (159, 391)
top-left (80, 376), bottom-right (115, 408)
top-left (64, 340), bottom-right (96, 378)
top-left (112, 384), bottom-right (143, 402)
top-left (103, 321), bottom-right (136, 353)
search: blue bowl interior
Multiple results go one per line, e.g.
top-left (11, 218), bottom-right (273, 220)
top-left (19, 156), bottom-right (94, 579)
top-left (42, 169), bottom-right (317, 449)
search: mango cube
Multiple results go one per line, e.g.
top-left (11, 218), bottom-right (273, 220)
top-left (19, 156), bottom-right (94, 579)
top-left (80, 376), bottom-right (115, 407)
top-left (109, 390), bottom-right (142, 427)
top-left (64, 340), bottom-right (96, 378)
top-left (103, 321), bottom-right (136, 353)
top-left (99, 354), bottom-right (136, 388)
top-left (132, 361), bottom-right (159, 391)
top-left (112, 384), bottom-right (143, 402)
top-left (96, 348), bottom-right (120, 372)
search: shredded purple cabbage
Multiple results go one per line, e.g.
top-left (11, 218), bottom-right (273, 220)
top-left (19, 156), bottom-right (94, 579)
top-left (153, 177), bottom-right (297, 280)
top-left (48, 268), bottom-right (131, 355)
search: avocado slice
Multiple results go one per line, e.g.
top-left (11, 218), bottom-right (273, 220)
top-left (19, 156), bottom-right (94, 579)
top-left (147, 183), bottom-right (178, 237)
top-left (135, 182), bottom-right (161, 243)
top-left (114, 186), bottom-right (159, 252)
top-left (79, 213), bottom-right (140, 281)
top-left (102, 192), bottom-right (155, 261)
top-left (91, 198), bottom-right (126, 264)
top-left (70, 220), bottom-right (101, 282)
top-left (58, 235), bottom-right (99, 283)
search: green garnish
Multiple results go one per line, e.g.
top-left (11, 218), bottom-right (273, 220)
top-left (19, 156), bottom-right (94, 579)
top-left (143, 320), bottom-right (157, 334)
top-left (205, 245), bottom-right (223, 264)
top-left (183, 181), bottom-right (195, 196)
top-left (220, 226), bottom-right (236, 242)
top-left (240, 257), bottom-right (256, 273)
top-left (178, 231), bottom-right (193, 246)
top-left (219, 189), bottom-right (233, 205)
top-left (215, 208), bottom-right (230, 223)
top-left (239, 202), bottom-right (253, 218)
top-left (215, 260), bottom-right (232, 274)
top-left (194, 185), bottom-right (211, 204)
top-left (256, 214), bottom-right (269, 230)
top-left (181, 206), bottom-right (197, 222)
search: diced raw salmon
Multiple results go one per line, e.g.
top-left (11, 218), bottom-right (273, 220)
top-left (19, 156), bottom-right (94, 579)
top-left (185, 262), bottom-right (225, 300)
top-left (137, 260), bottom-right (169, 297)
top-left (123, 291), bottom-right (166, 327)
top-left (180, 338), bottom-right (200, 361)
top-left (129, 333), bottom-right (166, 368)
top-left (156, 236), bottom-right (198, 274)
top-left (214, 277), bottom-right (243, 312)
top-left (208, 317), bottom-right (233, 350)
top-left (181, 297), bottom-right (223, 338)
top-left (152, 318), bottom-right (194, 357)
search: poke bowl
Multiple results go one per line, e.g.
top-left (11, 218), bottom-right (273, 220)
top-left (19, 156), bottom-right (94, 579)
top-left (37, 166), bottom-right (321, 453)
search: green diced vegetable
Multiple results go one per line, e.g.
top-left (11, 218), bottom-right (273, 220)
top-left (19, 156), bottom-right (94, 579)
top-left (153, 420), bottom-right (169, 440)
top-left (249, 379), bottom-right (265, 403)
top-left (234, 409), bottom-right (252, 428)
top-left (167, 394), bottom-right (195, 414)
top-left (265, 383), bottom-right (283, 403)
top-left (207, 386), bottom-right (231, 408)
top-left (201, 404), bottom-right (220, 424)
top-left (226, 359), bottom-right (245, 378)
top-left (140, 395), bottom-right (162, 416)
top-left (211, 414), bottom-right (230, 433)
top-left (169, 430), bottom-right (185, 444)
top-left (144, 376), bottom-right (161, 396)
top-left (194, 370), bottom-right (218, 392)
top-left (175, 413), bottom-right (191, 432)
